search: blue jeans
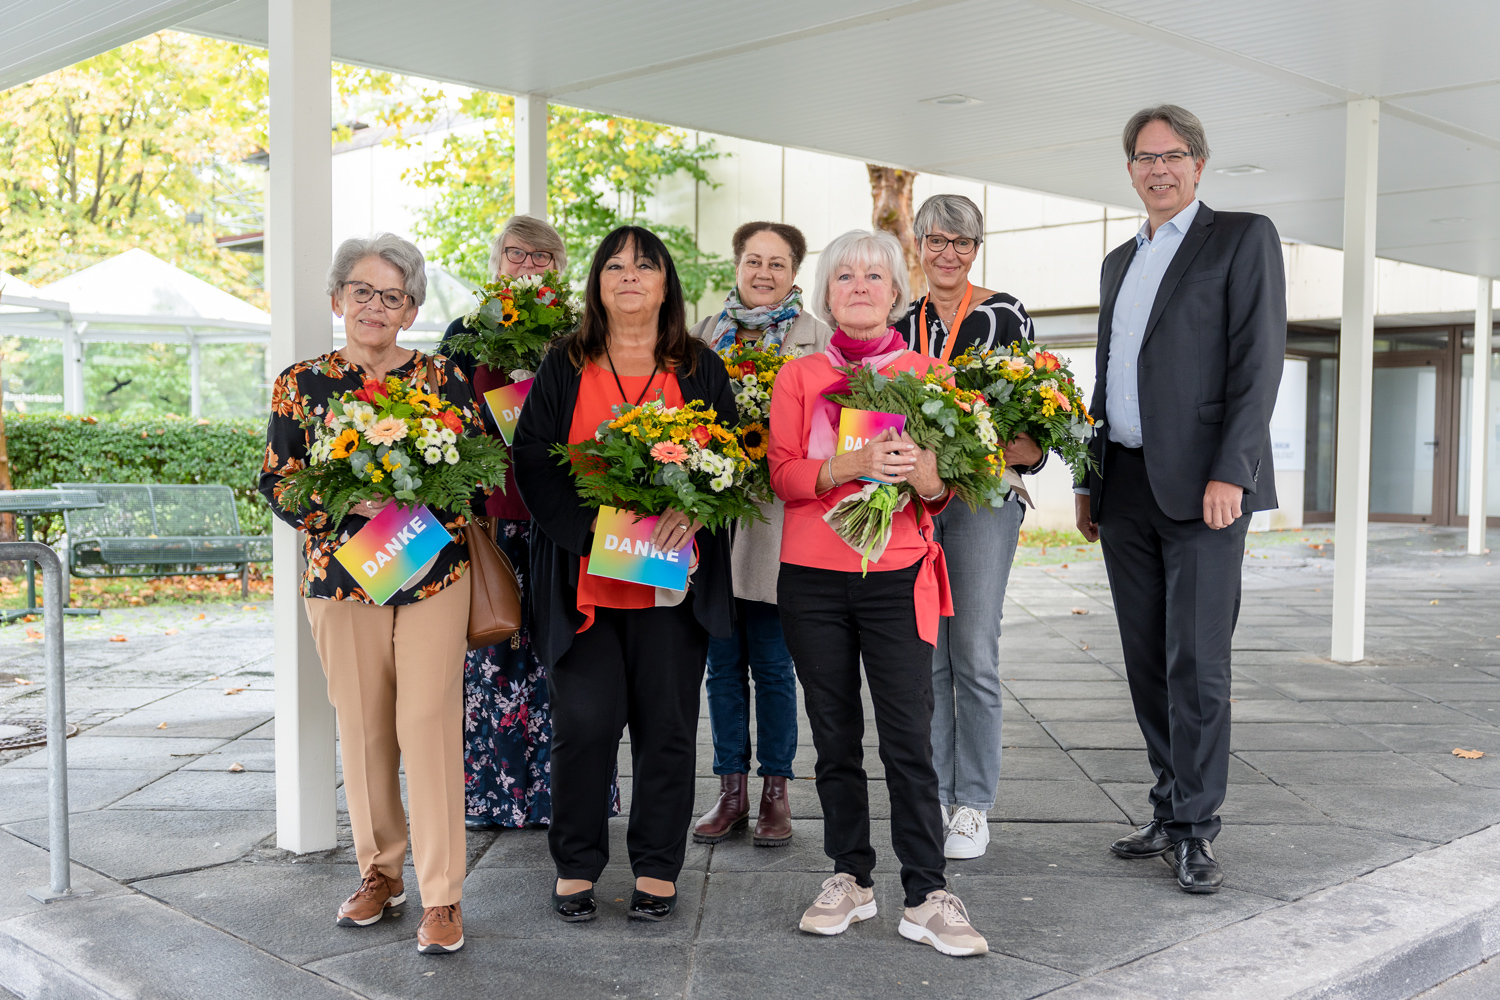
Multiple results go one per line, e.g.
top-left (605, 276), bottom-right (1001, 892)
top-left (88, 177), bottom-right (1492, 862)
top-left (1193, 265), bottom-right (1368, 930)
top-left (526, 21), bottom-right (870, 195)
top-left (930, 496), bottom-right (1024, 810)
top-left (705, 599), bottom-right (798, 777)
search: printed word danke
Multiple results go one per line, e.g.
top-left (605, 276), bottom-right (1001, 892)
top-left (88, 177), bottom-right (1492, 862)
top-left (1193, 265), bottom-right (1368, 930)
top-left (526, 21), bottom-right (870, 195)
top-left (361, 515), bottom-right (429, 578)
top-left (602, 534), bottom-right (681, 562)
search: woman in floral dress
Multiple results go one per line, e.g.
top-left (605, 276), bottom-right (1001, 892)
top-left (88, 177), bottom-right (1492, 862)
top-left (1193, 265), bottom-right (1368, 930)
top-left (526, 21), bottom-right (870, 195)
top-left (441, 216), bottom-right (617, 828)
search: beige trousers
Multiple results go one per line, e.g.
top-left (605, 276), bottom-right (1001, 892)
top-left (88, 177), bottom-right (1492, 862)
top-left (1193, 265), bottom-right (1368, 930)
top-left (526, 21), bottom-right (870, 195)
top-left (305, 576), bottom-right (471, 906)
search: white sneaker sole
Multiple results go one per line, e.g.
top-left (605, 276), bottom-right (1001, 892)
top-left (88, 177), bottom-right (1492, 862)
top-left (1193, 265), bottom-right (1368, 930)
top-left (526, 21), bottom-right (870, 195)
top-left (944, 838), bottom-right (989, 860)
top-left (417, 934), bottom-right (464, 955)
top-left (899, 917), bottom-right (988, 956)
top-left (800, 899), bottom-right (877, 936)
top-left (337, 891), bottom-right (406, 927)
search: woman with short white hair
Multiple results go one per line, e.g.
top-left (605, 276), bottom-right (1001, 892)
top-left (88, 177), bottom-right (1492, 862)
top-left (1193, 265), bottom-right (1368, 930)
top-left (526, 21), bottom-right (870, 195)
top-left (894, 193), bottom-right (1045, 861)
top-left (768, 229), bottom-right (988, 957)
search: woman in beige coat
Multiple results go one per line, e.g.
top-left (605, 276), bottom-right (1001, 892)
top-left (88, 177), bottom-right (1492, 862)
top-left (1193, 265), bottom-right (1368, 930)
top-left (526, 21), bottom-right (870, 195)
top-left (689, 221), bottom-right (830, 847)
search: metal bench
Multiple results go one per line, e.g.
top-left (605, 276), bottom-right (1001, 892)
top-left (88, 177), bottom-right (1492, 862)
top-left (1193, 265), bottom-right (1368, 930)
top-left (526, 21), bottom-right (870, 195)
top-left (54, 483), bottom-right (272, 597)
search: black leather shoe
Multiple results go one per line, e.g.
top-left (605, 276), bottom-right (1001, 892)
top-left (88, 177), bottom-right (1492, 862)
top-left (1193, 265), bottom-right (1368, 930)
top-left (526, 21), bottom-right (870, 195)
top-left (628, 888), bottom-right (678, 922)
top-left (551, 887), bottom-right (597, 922)
top-left (1110, 819), bottom-right (1172, 859)
top-left (1169, 838), bottom-right (1224, 893)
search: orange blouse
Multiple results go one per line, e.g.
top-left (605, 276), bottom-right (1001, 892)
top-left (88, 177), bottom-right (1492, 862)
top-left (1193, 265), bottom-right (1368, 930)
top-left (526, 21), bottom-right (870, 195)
top-left (568, 361), bottom-right (685, 632)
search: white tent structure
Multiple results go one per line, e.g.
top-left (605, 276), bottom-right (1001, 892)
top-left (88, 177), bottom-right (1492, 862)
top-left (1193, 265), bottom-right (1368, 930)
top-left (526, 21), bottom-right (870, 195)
top-left (4, 0), bottom-right (1497, 853)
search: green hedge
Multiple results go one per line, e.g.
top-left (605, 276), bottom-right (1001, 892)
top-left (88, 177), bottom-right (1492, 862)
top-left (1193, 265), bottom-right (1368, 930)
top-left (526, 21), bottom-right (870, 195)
top-left (6, 414), bottom-right (270, 543)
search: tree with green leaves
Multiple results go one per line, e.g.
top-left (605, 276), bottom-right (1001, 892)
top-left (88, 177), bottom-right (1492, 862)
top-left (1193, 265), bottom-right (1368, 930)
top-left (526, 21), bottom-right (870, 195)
top-left (0, 31), bottom-right (269, 305)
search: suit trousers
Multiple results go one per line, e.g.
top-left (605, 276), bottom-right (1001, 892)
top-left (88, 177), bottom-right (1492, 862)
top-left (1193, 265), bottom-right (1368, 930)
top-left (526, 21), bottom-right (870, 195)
top-left (305, 577), bottom-right (471, 906)
top-left (547, 602), bottom-right (708, 883)
top-left (1097, 445), bottom-right (1248, 843)
top-left (778, 561), bottom-right (946, 907)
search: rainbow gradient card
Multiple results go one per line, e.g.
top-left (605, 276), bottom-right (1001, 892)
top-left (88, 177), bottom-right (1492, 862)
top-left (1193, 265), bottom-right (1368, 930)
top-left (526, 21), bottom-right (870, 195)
top-left (836, 408), bottom-right (908, 482)
top-left (482, 377), bottom-right (534, 445)
top-left (586, 505), bottom-right (693, 591)
top-left (333, 504), bottom-right (452, 605)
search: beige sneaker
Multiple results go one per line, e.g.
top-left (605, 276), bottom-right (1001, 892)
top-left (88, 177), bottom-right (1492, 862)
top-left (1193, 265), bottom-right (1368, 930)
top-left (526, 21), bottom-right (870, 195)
top-left (798, 873), bottom-right (877, 936)
top-left (417, 902), bottom-right (464, 955)
top-left (899, 890), bottom-right (988, 956)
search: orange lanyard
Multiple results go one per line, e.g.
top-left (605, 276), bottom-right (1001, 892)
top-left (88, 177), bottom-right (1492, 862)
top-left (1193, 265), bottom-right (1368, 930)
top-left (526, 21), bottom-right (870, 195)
top-left (918, 282), bottom-right (974, 364)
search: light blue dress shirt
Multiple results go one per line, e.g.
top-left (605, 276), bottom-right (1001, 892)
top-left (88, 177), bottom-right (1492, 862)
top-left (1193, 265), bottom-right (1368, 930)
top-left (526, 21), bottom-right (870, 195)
top-left (1104, 199), bottom-right (1201, 449)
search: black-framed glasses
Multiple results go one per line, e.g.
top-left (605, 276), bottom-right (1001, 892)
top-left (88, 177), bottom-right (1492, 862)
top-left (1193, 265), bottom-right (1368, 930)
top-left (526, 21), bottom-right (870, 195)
top-left (343, 281), bottom-right (409, 309)
top-left (503, 246), bottom-right (555, 267)
top-left (1130, 150), bottom-right (1193, 168)
top-left (923, 235), bottom-right (980, 255)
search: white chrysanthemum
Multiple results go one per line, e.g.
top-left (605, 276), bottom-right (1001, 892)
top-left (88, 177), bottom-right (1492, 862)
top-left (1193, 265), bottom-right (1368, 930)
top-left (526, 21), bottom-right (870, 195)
top-left (709, 473), bottom-right (733, 492)
top-left (439, 428), bottom-right (457, 444)
top-left (420, 417), bottom-right (438, 432)
top-left (443, 445), bottom-right (460, 465)
top-left (423, 446), bottom-right (443, 464)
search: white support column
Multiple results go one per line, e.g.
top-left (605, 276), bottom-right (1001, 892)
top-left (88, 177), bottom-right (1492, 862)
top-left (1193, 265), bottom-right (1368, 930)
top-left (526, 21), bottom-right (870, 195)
top-left (188, 336), bottom-right (202, 418)
top-left (1331, 99), bottom-right (1380, 663)
top-left (514, 93), bottom-right (548, 220)
top-left (61, 321), bottom-right (85, 415)
top-left (269, 0), bottom-right (337, 854)
top-left (1469, 277), bottom-right (1493, 555)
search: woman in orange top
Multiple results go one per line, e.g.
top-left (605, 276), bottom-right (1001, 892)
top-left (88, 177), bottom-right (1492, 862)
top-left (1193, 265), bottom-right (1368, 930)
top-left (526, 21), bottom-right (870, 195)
top-left (513, 226), bottom-right (736, 925)
top-left (769, 230), bottom-right (988, 957)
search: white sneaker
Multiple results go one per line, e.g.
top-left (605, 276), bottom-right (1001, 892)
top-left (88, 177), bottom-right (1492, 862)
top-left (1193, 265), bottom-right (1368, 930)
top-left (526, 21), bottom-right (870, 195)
top-left (939, 803), bottom-right (952, 834)
top-left (798, 873), bottom-right (877, 936)
top-left (944, 806), bottom-right (990, 859)
top-left (900, 890), bottom-right (988, 957)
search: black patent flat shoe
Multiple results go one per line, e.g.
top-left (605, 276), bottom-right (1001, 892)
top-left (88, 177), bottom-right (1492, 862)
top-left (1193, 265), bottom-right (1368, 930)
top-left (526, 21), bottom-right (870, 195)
top-left (551, 887), bottom-right (597, 922)
top-left (628, 888), bottom-right (678, 921)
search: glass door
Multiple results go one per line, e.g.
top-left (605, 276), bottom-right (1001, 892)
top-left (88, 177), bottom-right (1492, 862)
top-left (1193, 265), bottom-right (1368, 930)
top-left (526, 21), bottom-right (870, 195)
top-left (1370, 351), bottom-right (1450, 521)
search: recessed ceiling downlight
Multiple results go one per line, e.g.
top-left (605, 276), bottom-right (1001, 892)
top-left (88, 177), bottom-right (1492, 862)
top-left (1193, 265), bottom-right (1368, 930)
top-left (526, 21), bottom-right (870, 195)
top-left (922, 94), bottom-right (982, 107)
top-left (1215, 165), bottom-right (1266, 176)
top-left (1431, 216), bottom-right (1470, 225)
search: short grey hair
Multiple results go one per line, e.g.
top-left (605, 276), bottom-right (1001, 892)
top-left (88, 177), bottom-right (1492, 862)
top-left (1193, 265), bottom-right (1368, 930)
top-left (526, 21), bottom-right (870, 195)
top-left (488, 215), bottom-right (568, 278)
top-left (808, 229), bottom-right (912, 328)
top-left (1122, 104), bottom-right (1210, 161)
top-left (326, 233), bottom-right (427, 306)
top-left (915, 194), bottom-right (984, 241)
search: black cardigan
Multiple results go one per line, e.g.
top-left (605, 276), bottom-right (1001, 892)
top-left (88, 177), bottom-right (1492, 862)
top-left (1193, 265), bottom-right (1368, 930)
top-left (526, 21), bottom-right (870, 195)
top-left (513, 336), bottom-right (738, 667)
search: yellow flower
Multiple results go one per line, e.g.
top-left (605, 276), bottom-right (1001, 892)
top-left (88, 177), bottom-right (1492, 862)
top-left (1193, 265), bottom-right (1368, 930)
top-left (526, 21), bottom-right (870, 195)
top-left (740, 422), bottom-right (768, 460)
top-left (408, 390), bottom-right (441, 412)
top-left (370, 469), bottom-right (384, 482)
top-left (330, 428), bottom-right (360, 460)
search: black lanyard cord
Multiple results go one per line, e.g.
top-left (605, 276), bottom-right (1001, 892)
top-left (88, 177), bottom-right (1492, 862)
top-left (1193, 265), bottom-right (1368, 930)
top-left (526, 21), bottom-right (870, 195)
top-left (603, 341), bottom-right (661, 407)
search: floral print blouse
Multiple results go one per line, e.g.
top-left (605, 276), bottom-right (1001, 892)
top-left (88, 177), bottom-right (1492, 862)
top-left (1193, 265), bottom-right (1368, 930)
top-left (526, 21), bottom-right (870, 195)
top-left (259, 350), bottom-right (486, 605)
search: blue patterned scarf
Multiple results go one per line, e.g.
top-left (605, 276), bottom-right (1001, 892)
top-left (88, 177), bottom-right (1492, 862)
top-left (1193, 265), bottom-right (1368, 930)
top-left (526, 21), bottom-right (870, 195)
top-left (708, 285), bottom-right (804, 351)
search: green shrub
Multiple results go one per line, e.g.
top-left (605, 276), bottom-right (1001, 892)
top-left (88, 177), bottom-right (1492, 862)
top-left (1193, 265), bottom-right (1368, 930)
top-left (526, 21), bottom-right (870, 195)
top-left (6, 413), bottom-right (270, 542)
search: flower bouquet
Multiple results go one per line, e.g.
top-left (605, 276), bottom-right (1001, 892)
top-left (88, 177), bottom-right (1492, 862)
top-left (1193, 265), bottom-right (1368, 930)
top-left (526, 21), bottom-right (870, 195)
top-left (823, 367), bottom-right (1008, 570)
top-left (443, 271), bottom-right (581, 376)
top-left (554, 398), bottom-right (765, 531)
top-left (274, 376), bottom-right (509, 527)
top-left (949, 340), bottom-right (1096, 481)
top-left (717, 342), bottom-right (794, 503)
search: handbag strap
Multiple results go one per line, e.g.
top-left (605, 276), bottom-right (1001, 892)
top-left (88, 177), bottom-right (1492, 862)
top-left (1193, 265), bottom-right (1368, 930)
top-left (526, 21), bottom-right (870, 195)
top-left (424, 356), bottom-right (439, 396)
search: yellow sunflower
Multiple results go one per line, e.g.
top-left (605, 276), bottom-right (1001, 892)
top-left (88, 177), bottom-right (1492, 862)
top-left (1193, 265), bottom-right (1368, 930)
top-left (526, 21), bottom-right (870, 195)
top-left (740, 422), bottom-right (769, 460)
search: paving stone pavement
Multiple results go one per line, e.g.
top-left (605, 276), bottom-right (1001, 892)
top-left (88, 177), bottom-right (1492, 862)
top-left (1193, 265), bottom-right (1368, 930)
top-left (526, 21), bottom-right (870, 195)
top-left (0, 524), bottom-right (1496, 999)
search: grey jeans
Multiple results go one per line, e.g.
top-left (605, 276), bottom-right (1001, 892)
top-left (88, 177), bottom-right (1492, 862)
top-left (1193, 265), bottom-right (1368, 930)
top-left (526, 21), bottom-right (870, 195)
top-left (930, 496), bottom-right (1024, 811)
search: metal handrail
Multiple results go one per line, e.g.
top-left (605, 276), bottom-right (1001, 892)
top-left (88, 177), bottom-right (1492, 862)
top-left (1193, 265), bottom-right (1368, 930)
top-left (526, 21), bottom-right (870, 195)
top-left (3, 542), bottom-right (92, 903)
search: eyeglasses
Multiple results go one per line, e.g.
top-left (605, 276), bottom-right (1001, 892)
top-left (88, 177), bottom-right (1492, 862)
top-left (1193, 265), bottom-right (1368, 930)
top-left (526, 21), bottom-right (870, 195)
top-left (343, 282), bottom-right (410, 309)
top-left (923, 235), bottom-right (980, 255)
top-left (1130, 150), bottom-right (1193, 168)
top-left (503, 246), bottom-right (555, 267)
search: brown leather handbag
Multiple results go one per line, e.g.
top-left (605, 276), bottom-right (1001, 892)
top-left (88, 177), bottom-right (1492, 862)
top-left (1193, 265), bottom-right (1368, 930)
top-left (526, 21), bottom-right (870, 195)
top-left (422, 358), bottom-right (524, 650)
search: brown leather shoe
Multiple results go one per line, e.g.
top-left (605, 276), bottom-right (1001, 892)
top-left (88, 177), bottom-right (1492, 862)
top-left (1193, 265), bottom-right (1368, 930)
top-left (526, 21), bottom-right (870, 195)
top-left (753, 776), bottom-right (793, 846)
top-left (692, 773), bottom-right (749, 843)
top-left (417, 902), bottom-right (464, 954)
top-left (336, 869), bottom-right (406, 927)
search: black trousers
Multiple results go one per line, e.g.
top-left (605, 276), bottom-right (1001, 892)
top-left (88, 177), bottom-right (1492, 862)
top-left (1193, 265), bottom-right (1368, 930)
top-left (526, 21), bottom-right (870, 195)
top-left (546, 602), bottom-right (708, 882)
top-left (1097, 445), bottom-right (1248, 843)
top-left (777, 561), bottom-right (945, 907)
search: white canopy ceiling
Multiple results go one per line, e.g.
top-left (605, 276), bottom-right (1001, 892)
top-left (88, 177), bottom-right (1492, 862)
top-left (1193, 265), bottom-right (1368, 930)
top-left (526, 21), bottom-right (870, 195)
top-left (7, 1), bottom-right (1500, 276)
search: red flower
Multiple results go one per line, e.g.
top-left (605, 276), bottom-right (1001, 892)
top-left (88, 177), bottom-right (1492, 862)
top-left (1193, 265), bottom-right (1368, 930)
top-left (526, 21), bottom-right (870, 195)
top-left (738, 361), bottom-right (757, 376)
top-left (537, 287), bottom-right (557, 306)
top-left (690, 425), bottom-right (712, 447)
top-left (353, 379), bottom-right (388, 403)
top-left (440, 410), bottom-right (464, 434)
top-left (1035, 351), bottom-right (1061, 372)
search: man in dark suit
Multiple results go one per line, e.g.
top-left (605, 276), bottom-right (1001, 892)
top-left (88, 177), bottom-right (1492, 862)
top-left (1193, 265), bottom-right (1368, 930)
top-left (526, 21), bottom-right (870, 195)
top-left (1075, 105), bottom-right (1286, 893)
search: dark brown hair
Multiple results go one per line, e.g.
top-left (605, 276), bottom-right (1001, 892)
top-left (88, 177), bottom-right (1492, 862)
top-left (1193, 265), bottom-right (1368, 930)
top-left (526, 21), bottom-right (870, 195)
top-left (568, 225), bottom-right (698, 375)
top-left (731, 221), bottom-right (808, 273)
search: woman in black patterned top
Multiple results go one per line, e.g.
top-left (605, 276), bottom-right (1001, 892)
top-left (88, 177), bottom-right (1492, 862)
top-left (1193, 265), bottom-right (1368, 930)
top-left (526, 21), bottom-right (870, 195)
top-left (259, 233), bottom-right (482, 956)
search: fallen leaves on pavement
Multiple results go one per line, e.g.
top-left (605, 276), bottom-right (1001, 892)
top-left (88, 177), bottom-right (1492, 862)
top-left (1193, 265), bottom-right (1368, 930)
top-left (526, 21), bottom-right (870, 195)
top-left (1071, 608), bottom-right (1088, 615)
top-left (223, 687), bottom-right (245, 696)
top-left (164, 628), bottom-right (179, 636)
top-left (1453, 748), bottom-right (1485, 759)
top-left (228, 763), bottom-right (245, 773)
top-left (156, 722), bottom-right (168, 729)
top-left (13, 677), bottom-right (31, 685)
top-left (109, 635), bottom-right (127, 642)
top-left (23, 628), bottom-right (41, 642)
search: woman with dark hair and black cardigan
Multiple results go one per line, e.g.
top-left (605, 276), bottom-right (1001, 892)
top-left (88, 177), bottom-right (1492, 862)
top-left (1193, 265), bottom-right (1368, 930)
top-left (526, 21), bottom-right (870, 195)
top-left (513, 225), bottom-right (736, 924)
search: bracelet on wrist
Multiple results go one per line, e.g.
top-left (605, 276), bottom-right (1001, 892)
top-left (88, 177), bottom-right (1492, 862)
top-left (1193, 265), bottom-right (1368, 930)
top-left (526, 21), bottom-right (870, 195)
top-left (918, 485), bottom-right (947, 502)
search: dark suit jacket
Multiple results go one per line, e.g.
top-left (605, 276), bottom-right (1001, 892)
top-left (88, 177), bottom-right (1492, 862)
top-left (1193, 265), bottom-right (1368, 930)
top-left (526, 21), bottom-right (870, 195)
top-left (512, 336), bottom-right (737, 667)
top-left (1085, 203), bottom-right (1287, 522)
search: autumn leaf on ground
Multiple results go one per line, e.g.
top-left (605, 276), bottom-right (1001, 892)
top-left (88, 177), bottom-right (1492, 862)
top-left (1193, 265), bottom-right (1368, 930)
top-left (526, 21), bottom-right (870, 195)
top-left (1453, 748), bottom-right (1485, 759)
top-left (193, 613), bottom-right (206, 621)
top-left (156, 722), bottom-right (168, 729)
top-left (24, 628), bottom-right (42, 642)
top-left (1071, 608), bottom-right (1088, 615)
top-left (1430, 599), bottom-right (1440, 605)
top-left (1081, 643), bottom-right (1089, 650)
top-left (223, 687), bottom-right (245, 696)
top-left (228, 763), bottom-right (245, 773)
top-left (13, 677), bottom-right (31, 685)
top-left (164, 628), bottom-right (179, 636)
top-left (241, 605), bottom-right (257, 611)
top-left (109, 635), bottom-right (128, 642)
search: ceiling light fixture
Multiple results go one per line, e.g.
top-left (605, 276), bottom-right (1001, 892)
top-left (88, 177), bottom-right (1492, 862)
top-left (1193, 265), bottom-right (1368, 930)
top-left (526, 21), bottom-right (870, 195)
top-left (1431, 216), bottom-right (1470, 225)
top-left (1215, 164), bottom-right (1266, 176)
top-left (922, 94), bottom-right (981, 107)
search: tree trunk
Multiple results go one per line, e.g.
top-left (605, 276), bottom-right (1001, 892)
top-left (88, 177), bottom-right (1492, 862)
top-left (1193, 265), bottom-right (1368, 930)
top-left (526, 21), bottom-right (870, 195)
top-left (866, 164), bottom-right (926, 299)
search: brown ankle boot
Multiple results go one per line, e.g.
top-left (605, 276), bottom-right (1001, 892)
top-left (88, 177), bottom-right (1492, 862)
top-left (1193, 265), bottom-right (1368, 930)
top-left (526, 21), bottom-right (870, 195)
top-left (692, 773), bottom-right (749, 843)
top-left (753, 776), bottom-right (793, 846)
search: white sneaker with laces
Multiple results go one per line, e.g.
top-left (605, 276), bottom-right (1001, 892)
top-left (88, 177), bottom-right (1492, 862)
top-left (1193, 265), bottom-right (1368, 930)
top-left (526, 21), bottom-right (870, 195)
top-left (943, 806), bottom-right (990, 859)
top-left (798, 873), bottom-right (877, 936)
top-left (900, 889), bottom-right (988, 957)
